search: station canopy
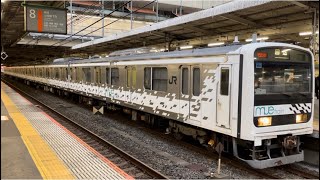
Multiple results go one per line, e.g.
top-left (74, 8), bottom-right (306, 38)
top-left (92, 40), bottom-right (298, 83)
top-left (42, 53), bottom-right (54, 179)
top-left (71, 1), bottom-right (319, 54)
top-left (1, 0), bottom-right (319, 66)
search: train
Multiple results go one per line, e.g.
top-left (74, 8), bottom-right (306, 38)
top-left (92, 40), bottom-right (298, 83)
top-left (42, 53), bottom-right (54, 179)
top-left (2, 42), bottom-right (314, 169)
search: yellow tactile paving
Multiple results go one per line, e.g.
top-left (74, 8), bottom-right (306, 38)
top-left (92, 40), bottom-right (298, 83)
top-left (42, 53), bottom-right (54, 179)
top-left (1, 89), bottom-right (74, 179)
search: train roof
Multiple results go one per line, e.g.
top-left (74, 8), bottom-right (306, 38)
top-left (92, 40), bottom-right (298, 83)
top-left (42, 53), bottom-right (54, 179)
top-left (53, 44), bottom-right (243, 65)
top-left (50, 42), bottom-right (311, 65)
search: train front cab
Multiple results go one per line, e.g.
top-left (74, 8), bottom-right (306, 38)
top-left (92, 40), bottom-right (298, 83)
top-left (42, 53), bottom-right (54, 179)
top-left (234, 43), bottom-right (314, 169)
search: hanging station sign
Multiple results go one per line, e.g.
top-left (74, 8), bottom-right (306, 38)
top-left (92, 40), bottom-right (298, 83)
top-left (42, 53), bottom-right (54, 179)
top-left (24, 5), bottom-right (67, 34)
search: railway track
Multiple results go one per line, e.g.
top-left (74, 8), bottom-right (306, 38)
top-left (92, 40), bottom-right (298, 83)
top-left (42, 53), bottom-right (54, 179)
top-left (2, 79), bottom-right (168, 179)
top-left (136, 125), bottom-right (282, 179)
top-left (139, 121), bottom-right (320, 179)
top-left (282, 165), bottom-right (319, 179)
top-left (3, 77), bottom-right (319, 179)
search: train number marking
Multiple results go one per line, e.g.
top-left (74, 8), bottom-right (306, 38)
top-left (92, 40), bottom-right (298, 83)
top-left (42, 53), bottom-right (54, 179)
top-left (169, 76), bottom-right (177, 85)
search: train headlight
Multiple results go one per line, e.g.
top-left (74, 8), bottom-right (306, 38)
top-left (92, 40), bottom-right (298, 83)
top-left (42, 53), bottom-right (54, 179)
top-left (296, 114), bottom-right (308, 123)
top-left (257, 117), bottom-right (272, 126)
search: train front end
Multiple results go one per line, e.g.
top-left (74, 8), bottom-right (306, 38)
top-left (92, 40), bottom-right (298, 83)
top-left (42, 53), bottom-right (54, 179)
top-left (238, 43), bottom-right (314, 169)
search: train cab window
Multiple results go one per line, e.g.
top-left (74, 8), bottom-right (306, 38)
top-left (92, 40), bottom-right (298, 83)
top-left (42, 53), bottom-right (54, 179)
top-left (95, 67), bottom-right (101, 84)
top-left (152, 67), bottom-right (167, 92)
top-left (106, 68), bottom-right (110, 84)
top-left (82, 68), bottom-right (91, 83)
top-left (193, 68), bottom-right (200, 96)
top-left (111, 68), bottom-right (119, 86)
top-left (220, 68), bottom-right (230, 96)
top-left (144, 67), bottom-right (151, 90)
top-left (182, 68), bottom-right (189, 95)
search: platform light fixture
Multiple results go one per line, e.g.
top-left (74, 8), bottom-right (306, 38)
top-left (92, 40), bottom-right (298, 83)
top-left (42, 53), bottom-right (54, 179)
top-left (245, 37), bottom-right (269, 42)
top-left (208, 42), bottom-right (225, 47)
top-left (299, 31), bottom-right (318, 36)
top-left (180, 45), bottom-right (193, 50)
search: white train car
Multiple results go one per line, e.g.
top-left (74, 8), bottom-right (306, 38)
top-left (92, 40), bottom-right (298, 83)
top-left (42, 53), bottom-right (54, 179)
top-left (3, 42), bottom-right (314, 169)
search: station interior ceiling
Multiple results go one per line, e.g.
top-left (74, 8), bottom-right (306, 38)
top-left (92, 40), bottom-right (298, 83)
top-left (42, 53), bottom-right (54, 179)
top-left (1, 0), bottom-right (319, 66)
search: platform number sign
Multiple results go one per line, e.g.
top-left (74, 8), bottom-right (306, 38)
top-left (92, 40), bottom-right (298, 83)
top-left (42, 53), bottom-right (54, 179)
top-left (25, 6), bottom-right (67, 34)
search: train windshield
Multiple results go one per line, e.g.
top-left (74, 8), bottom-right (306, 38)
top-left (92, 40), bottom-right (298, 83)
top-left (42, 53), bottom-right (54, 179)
top-left (254, 47), bottom-right (312, 95)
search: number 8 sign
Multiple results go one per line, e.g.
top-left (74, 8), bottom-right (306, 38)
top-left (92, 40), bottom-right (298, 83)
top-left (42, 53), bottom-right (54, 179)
top-left (29, 9), bottom-right (36, 18)
top-left (24, 5), bottom-right (67, 34)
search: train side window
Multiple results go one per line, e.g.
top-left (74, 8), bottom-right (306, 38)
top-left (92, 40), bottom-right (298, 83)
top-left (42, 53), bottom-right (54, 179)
top-left (144, 67), bottom-right (151, 90)
top-left (106, 68), bottom-right (110, 84)
top-left (152, 67), bottom-right (167, 92)
top-left (82, 68), bottom-right (91, 83)
top-left (50, 68), bottom-right (53, 78)
top-left (111, 68), bottom-right (119, 86)
top-left (193, 68), bottom-right (200, 96)
top-left (72, 67), bottom-right (77, 82)
top-left (61, 68), bottom-right (64, 80)
top-left (45, 68), bottom-right (49, 78)
top-left (55, 68), bottom-right (60, 79)
top-left (65, 68), bottom-right (68, 80)
top-left (39, 68), bottom-right (43, 77)
top-left (182, 68), bottom-right (189, 95)
top-left (220, 68), bottom-right (229, 96)
top-left (95, 67), bottom-right (101, 84)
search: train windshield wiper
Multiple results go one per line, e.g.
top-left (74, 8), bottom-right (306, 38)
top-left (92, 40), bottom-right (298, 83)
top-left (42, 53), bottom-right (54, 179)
top-left (281, 92), bottom-right (292, 97)
top-left (298, 92), bottom-right (308, 97)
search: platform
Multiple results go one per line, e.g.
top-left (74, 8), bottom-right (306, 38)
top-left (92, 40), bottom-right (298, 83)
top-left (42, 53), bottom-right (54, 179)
top-left (1, 82), bottom-right (133, 179)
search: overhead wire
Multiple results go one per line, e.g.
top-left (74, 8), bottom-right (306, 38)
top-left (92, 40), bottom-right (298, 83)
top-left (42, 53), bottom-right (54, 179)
top-left (58, 0), bottom-right (157, 47)
top-left (67, 1), bottom-right (102, 26)
top-left (50, 1), bottom-right (132, 47)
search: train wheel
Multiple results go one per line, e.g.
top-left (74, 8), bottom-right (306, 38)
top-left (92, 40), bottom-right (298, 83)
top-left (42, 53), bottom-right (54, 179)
top-left (173, 132), bottom-right (184, 140)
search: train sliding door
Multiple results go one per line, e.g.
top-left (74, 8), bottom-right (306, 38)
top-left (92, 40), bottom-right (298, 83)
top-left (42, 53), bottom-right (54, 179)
top-left (217, 64), bottom-right (232, 129)
top-left (179, 65), bottom-right (202, 124)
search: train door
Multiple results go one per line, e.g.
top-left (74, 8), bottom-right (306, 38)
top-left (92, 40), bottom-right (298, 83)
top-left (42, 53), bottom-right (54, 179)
top-left (125, 66), bottom-right (136, 103)
top-left (217, 64), bottom-right (232, 128)
top-left (179, 66), bottom-right (201, 122)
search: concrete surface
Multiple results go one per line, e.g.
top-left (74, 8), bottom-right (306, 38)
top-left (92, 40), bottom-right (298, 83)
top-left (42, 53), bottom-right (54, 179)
top-left (1, 100), bottom-right (42, 179)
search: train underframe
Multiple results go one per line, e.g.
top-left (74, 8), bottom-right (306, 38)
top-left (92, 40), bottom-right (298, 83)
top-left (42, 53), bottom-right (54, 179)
top-left (6, 76), bottom-right (304, 169)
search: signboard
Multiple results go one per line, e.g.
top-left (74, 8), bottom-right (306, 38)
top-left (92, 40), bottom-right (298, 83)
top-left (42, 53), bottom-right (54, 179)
top-left (25, 5), bottom-right (67, 34)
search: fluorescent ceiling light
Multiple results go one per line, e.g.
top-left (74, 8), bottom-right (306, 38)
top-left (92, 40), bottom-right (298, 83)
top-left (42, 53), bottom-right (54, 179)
top-left (208, 42), bottom-right (225, 47)
top-left (1, 0), bottom-right (5, 3)
top-left (180, 45), bottom-right (193, 50)
top-left (299, 31), bottom-right (319, 36)
top-left (245, 37), bottom-right (269, 42)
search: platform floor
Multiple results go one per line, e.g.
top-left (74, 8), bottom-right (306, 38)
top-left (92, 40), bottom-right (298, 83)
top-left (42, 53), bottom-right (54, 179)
top-left (1, 82), bottom-right (133, 179)
top-left (1, 100), bottom-right (42, 179)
